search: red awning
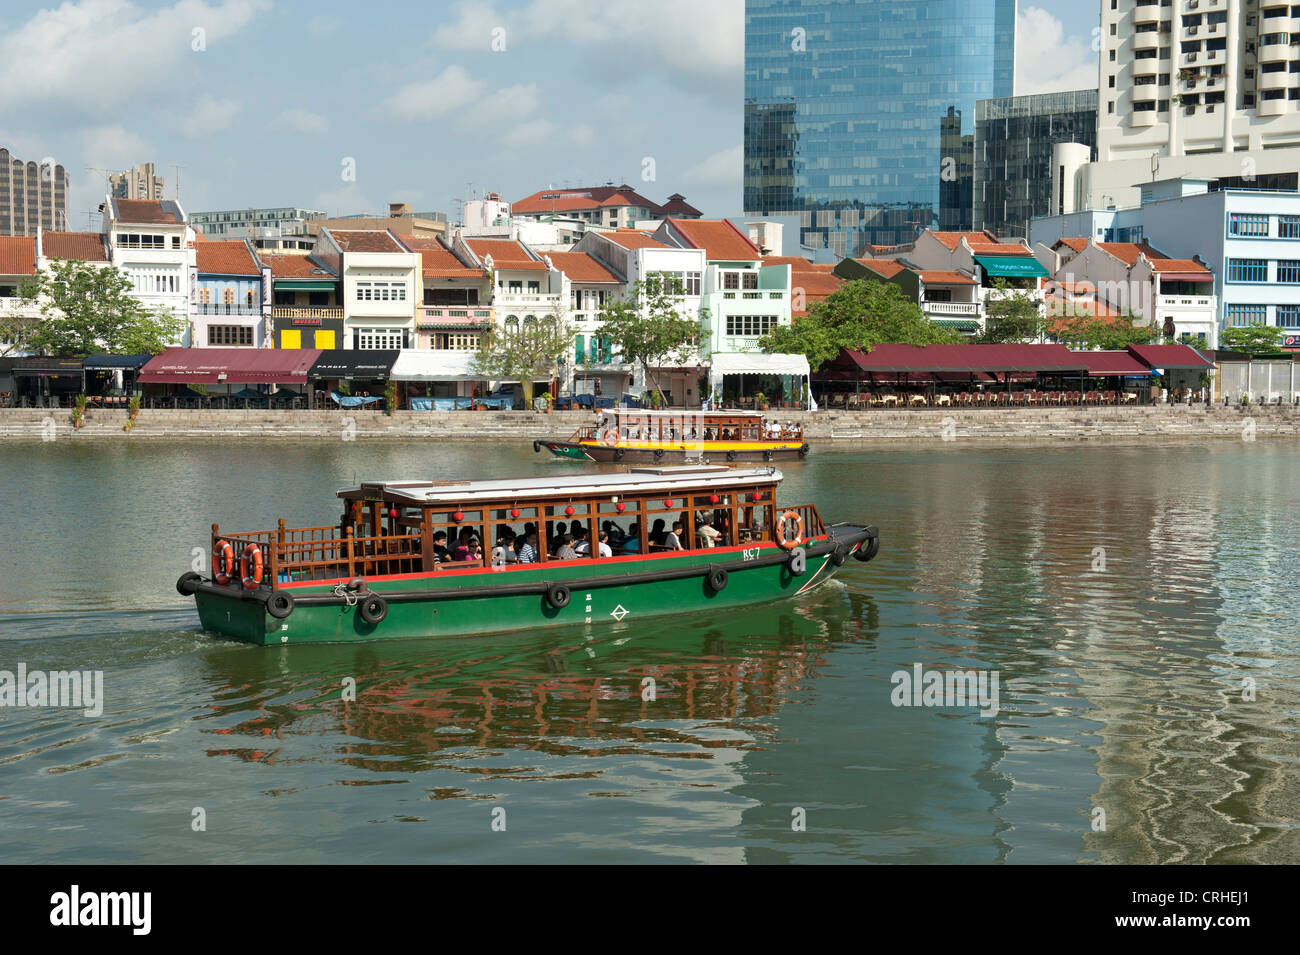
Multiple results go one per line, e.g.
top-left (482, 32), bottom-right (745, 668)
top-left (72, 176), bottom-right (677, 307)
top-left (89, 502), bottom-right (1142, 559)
top-left (1125, 344), bottom-right (1214, 370)
top-left (833, 343), bottom-right (1088, 374)
top-left (1080, 351), bottom-right (1152, 376)
top-left (139, 347), bottom-right (324, 384)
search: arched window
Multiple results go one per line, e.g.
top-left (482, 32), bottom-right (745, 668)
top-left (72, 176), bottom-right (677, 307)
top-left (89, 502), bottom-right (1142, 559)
top-left (523, 314), bottom-right (537, 327)
top-left (505, 315), bottom-right (519, 331)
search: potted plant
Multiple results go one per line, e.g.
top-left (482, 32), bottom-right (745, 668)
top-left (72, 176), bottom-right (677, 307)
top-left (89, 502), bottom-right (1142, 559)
top-left (70, 393), bottom-right (87, 429)
top-left (384, 380), bottom-right (397, 416)
top-left (128, 395), bottom-right (140, 420)
top-left (755, 391), bottom-right (769, 411)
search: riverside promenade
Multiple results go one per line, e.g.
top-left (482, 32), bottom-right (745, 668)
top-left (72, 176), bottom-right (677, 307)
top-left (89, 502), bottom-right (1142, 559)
top-left (2, 405), bottom-right (1298, 442)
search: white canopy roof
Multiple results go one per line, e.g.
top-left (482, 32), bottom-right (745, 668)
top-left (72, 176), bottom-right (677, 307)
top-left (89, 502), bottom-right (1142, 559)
top-left (707, 351), bottom-right (816, 409)
top-left (389, 349), bottom-right (481, 381)
top-left (708, 352), bottom-right (811, 378)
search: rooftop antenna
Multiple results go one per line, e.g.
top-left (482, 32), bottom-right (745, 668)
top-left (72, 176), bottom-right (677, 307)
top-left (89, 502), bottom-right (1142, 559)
top-left (172, 163), bottom-right (185, 201)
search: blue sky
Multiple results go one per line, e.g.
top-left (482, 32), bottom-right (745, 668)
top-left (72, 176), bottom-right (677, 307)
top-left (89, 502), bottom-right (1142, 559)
top-left (0, 0), bottom-right (1098, 229)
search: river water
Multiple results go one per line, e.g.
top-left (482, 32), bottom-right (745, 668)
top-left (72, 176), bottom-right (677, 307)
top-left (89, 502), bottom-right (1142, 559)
top-left (1, 438), bottom-right (1297, 863)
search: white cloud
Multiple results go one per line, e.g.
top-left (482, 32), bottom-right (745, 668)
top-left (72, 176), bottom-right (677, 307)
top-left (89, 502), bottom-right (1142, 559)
top-left (461, 83), bottom-right (542, 127)
top-left (681, 145), bottom-right (742, 189)
top-left (278, 108), bottom-right (330, 136)
top-left (431, 2), bottom-right (505, 51)
top-left (0, 0), bottom-right (271, 111)
top-left (1015, 6), bottom-right (1099, 96)
top-left (431, 0), bottom-right (740, 102)
top-left (386, 66), bottom-right (485, 120)
top-left (503, 119), bottom-right (556, 149)
top-left (179, 96), bottom-right (241, 139)
top-left (82, 124), bottom-right (153, 168)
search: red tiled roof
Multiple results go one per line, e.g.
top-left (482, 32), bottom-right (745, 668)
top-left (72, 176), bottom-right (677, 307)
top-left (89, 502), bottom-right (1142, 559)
top-left (918, 269), bottom-right (976, 285)
top-left (510, 184), bottom-right (670, 215)
top-left (1055, 237), bottom-right (1089, 253)
top-left (854, 258), bottom-right (907, 279)
top-left (1097, 242), bottom-right (1168, 265)
top-left (659, 193), bottom-right (702, 217)
top-left (0, 236), bottom-right (36, 275)
top-left (930, 230), bottom-right (1002, 250)
top-left (40, 231), bottom-right (109, 262)
top-left (113, 198), bottom-right (183, 224)
top-left (969, 241), bottom-right (1034, 256)
top-left (546, 251), bottom-right (622, 283)
top-left (1148, 258), bottom-right (1210, 273)
top-left (195, 240), bottom-right (260, 276)
top-left (1046, 289), bottom-right (1123, 320)
top-left (395, 235), bottom-right (486, 277)
top-left (602, 230), bottom-right (670, 250)
top-left (466, 239), bottom-right (546, 270)
top-left (262, 254), bottom-right (336, 278)
top-left (329, 230), bottom-right (403, 253)
top-left (664, 218), bottom-right (761, 261)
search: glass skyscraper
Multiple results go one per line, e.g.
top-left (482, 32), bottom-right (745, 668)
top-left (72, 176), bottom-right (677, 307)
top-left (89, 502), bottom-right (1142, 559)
top-left (744, 0), bottom-right (1016, 255)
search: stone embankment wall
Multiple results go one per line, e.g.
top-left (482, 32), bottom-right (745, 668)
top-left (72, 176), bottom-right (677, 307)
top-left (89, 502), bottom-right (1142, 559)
top-left (2, 405), bottom-right (1297, 442)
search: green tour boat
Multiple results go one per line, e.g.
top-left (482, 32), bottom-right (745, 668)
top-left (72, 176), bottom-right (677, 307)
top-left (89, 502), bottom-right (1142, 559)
top-left (177, 465), bottom-right (879, 645)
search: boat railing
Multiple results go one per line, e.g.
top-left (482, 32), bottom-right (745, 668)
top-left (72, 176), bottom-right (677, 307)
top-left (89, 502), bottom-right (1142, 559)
top-left (786, 503), bottom-right (825, 538)
top-left (213, 521), bottom-right (425, 585)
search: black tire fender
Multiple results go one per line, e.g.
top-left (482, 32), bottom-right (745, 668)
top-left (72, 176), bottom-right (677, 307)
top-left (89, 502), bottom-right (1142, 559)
top-left (358, 594), bottom-right (388, 625)
top-left (267, 591), bottom-right (295, 619)
top-left (545, 582), bottom-right (571, 609)
top-left (176, 571), bottom-right (202, 596)
top-left (829, 544), bottom-right (847, 566)
top-left (613, 448), bottom-right (625, 461)
top-left (726, 450), bottom-right (737, 462)
top-left (653, 448), bottom-right (664, 462)
top-left (854, 533), bottom-right (880, 562)
top-left (763, 449), bottom-right (774, 462)
top-left (798, 443), bottom-right (810, 459)
top-left (788, 547), bottom-right (807, 576)
top-left (706, 567), bottom-right (728, 592)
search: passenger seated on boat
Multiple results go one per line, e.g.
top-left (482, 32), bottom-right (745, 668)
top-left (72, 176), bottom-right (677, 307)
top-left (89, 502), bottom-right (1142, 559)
top-left (621, 522), bottom-right (640, 553)
top-left (696, 519), bottom-right (720, 548)
top-left (602, 521), bottom-right (625, 546)
top-left (659, 522), bottom-right (684, 551)
top-left (432, 531), bottom-right (450, 563)
top-left (518, 532), bottom-right (539, 563)
top-left (649, 518), bottom-right (666, 546)
top-left (556, 534), bottom-right (578, 560)
top-left (596, 531), bottom-right (613, 558)
top-left (452, 533), bottom-right (477, 562)
top-left (573, 527), bottom-right (591, 556)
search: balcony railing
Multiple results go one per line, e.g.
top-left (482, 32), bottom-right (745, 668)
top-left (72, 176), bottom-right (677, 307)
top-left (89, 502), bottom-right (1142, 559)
top-left (494, 292), bottom-right (562, 308)
top-left (196, 303), bottom-right (262, 316)
top-left (270, 306), bottom-right (343, 319)
top-left (923, 301), bottom-right (980, 316)
top-left (419, 306), bottom-right (492, 326)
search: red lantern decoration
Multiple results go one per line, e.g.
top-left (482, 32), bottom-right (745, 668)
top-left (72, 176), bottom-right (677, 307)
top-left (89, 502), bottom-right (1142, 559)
top-left (510, 508), bottom-right (521, 519)
top-left (388, 508), bottom-right (399, 519)
top-left (751, 491), bottom-right (763, 501)
top-left (709, 494), bottom-right (719, 504)
top-left (664, 498), bottom-right (674, 508)
top-left (452, 510), bottom-right (465, 523)
top-left (564, 505), bottom-right (575, 516)
top-left (615, 502), bottom-right (626, 513)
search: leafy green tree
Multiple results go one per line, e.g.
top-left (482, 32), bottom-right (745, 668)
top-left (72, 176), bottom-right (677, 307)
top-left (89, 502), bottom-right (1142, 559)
top-left (1220, 324), bottom-right (1284, 355)
top-left (1052, 310), bottom-right (1155, 350)
top-left (760, 279), bottom-right (961, 371)
top-left (19, 259), bottom-right (185, 355)
top-left (472, 307), bottom-right (573, 409)
top-left (0, 308), bottom-right (32, 357)
top-left (977, 279), bottom-right (1045, 344)
top-left (595, 273), bottom-right (703, 401)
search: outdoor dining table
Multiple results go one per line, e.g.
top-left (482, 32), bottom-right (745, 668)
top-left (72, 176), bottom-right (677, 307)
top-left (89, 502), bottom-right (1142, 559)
top-left (908, 395), bottom-right (927, 406)
top-left (879, 395), bottom-right (901, 406)
top-left (934, 394), bottom-right (951, 406)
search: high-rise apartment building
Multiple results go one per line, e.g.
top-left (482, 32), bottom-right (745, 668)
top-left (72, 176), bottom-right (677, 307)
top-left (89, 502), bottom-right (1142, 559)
top-left (974, 90), bottom-right (1098, 239)
top-left (1075, 0), bottom-right (1300, 210)
top-left (744, 0), bottom-right (1016, 254)
top-left (0, 146), bottom-right (70, 236)
top-left (109, 162), bottom-right (165, 200)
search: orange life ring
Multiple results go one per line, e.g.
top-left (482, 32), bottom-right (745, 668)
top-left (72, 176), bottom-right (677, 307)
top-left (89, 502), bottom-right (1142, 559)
top-left (212, 539), bottom-right (235, 586)
top-left (240, 543), bottom-right (264, 590)
top-left (601, 428), bottom-right (619, 446)
top-left (777, 510), bottom-right (804, 550)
